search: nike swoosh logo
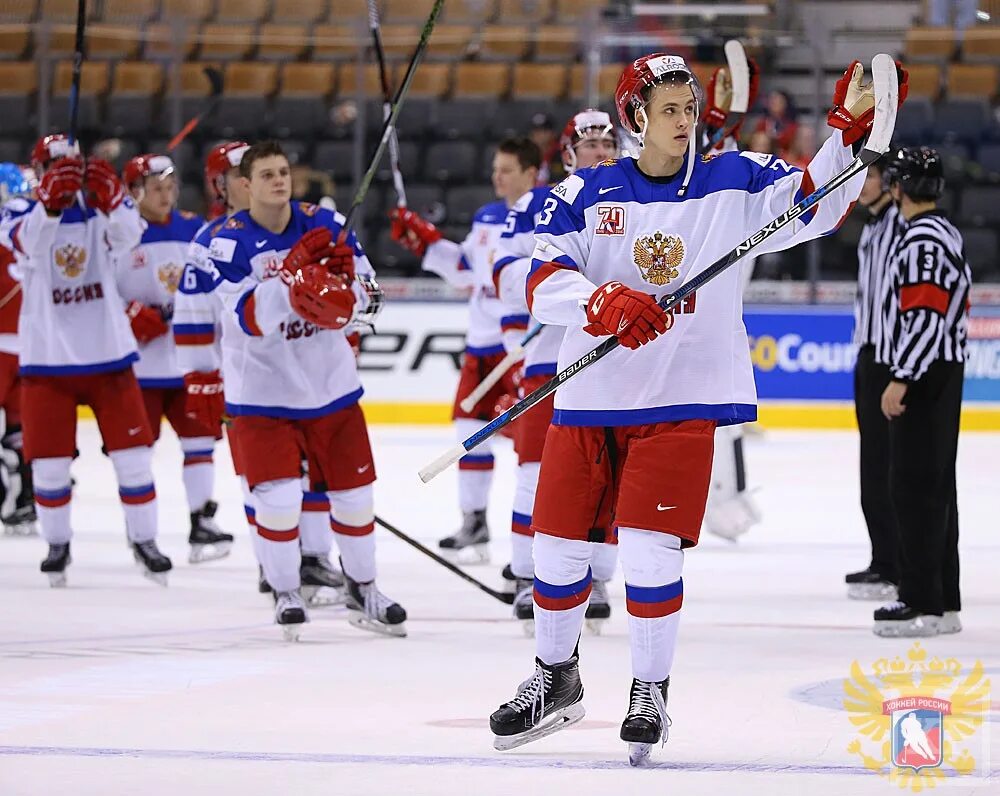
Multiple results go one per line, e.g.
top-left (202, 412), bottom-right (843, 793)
top-left (128, 427), bottom-right (143, 436)
top-left (357, 464), bottom-right (371, 474)
top-left (656, 504), bottom-right (677, 511)
top-left (255, 240), bottom-right (267, 249)
top-left (598, 186), bottom-right (622, 195)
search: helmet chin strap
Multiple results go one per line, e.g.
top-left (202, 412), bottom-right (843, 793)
top-left (634, 106), bottom-right (650, 148)
top-left (677, 94), bottom-right (700, 197)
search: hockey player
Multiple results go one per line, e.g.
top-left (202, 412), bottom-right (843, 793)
top-left (489, 55), bottom-right (906, 763)
top-left (175, 141), bottom-right (347, 603)
top-left (0, 135), bottom-right (173, 586)
top-left (493, 111), bottom-right (621, 633)
top-left (873, 146), bottom-right (968, 638)
top-left (117, 153), bottom-right (234, 564)
top-left (389, 138), bottom-right (541, 563)
top-left (0, 163), bottom-right (36, 535)
top-left (208, 140), bottom-right (403, 639)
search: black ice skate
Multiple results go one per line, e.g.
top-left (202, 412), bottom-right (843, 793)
top-left (585, 580), bottom-right (611, 635)
top-left (620, 676), bottom-right (671, 767)
top-left (274, 589), bottom-right (308, 642)
top-left (512, 577), bottom-right (534, 636)
top-left (2, 449), bottom-right (37, 536)
top-left (491, 654), bottom-right (585, 751)
top-left (258, 565), bottom-right (273, 594)
top-left (500, 563), bottom-right (517, 594)
top-left (3, 504), bottom-right (38, 536)
top-left (131, 539), bottom-right (172, 586)
top-left (300, 554), bottom-right (346, 606)
top-left (873, 601), bottom-right (941, 637)
top-left (845, 567), bottom-right (898, 601)
top-left (187, 501), bottom-right (234, 564)
top-left (345, 574), bottom-right (407, 637)
top-left (40, 542), bottom-right (71, 587)
top-left (439, 509), bottom-right (490, 564)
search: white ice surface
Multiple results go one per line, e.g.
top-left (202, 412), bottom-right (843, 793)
top-left (1, 421), bottom-right (998, 795)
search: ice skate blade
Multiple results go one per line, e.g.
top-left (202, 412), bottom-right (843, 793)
top-left (188, 541), bottom-right (232, 564)
top-left (347, 611), bottom-right (407, 637)
top-left (848, 583), bottom-right (898, 601)
top-left (873, 617), bottom-right (941, 638)
top-left (585, 618), bottom-right (606, 636)
top-left (493, 702), bottom-right (585, 751)
top-left (453, 544), bottom-right (491, 566)
top-left (281, 624), bottom-right (302, 642)
top-left (5, 521), bottom-right (38, 536)
top-left (303, 585), bottom-right (346, 607)
top-left (46, 571), bottom-right (67, 588)
top-left (939, 613), bottom-right (962, 634)
top-left (519, 619), bottom-right (534, 637)
top-left (141, 569), bottom-right (169, 587)
top-left (628, 742), bottom-right (653, 767)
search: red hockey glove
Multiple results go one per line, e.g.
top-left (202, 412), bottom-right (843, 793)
top-left (828, 60), bottom-right (908, 146)
top-left (184, 370), bottom-right (225, 429)
top-left (126, 301), bottom-right (169, 344)
top-left (326, 229), bottom-right (356, 280)
top-left (289, 265), bottom-right (355, 330)
top-left (282, 227), bottom-right (338, 277)
top-left (37, 156), bottom-right (84, 213)
top-left (389, 207), bottom-right (442, 256)
top-left (584, 281), bottom-right (673, 350)
top-left (84, 158), bottom-right (126, 214)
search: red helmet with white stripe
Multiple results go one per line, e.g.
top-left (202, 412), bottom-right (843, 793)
top-left (559, 109), bottom-right (617, 173)
top-left (205, 141), bottom-right (249, 202)
top-left (123, 153), bottom-right (175, 189)
top-left (30, 134), bottom-right (81, 173)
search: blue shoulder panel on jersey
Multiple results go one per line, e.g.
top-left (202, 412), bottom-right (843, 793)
top-left (141, 211), bottom-right (204, 244)
top-left (472, 200), bottom-right (509, 226)
top-left (179, 262), bottom-right (221, 295)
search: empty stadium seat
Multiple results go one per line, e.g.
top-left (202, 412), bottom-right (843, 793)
top-left (325, 0), bottom-right (369, 21)
top-left (101, 0), bottom-right (158, 21)
top-left (959, 226), bottom-right (998, 280)
top-left (426, 25), bottom-right (476, 59)
top-left (107, 62), bottom-right (164, 137)
top-left (399, 62), bottom-right (451, 98)
top-left (378, 24), bottom-right (425, 59)
top-left (446, 184), bottom-right (499, 224)
top-left (0, 1), bottom-right (36, 21)
top-left (313, 25), bottom-right (362, 60)
top-left (962, 27), bottom-right (1000, 62)
top-left (424, 140), bottom-right (478, 182)
top-left (904, 26), bottom-right (956, 62)
top-left (436, 99), bottom-right (497, 138)
top-left (270, 64), bottom-right (335, 138)
top-left (258, 24), bottom-right (311, 60)
top-left (161, 0), bottom-right (214, 21)
top-left (51, 61), bottom-right (108, 133)
top-left (144, 22), bottom-right (199, 60)
top-left (511, 63), bottom-right (567, 99)
top-left (0, 62), bottom-right (36, 135)
top-left (338, 64), bottom-right (386, 97)
top-left (453, 63), bottom-right (510, 98)
top-left (213, 63), bottom-right (278, 137)
top-left (374, 140), bottom-right (421, 183)
top-left (479, 25), bottom-right (531, 61)
top-left (272, 0), bottom-right (328, 23)
top-left (443, 0), bottom-right (497, 23)
top-left (496, 0), bottom-right (553, 24)
top-left (0, 138), bottom-right (24, 162)
top-left (375, 226), bottom-right (420, 272)
top-left (975, 142), bottom-right (1000, 182)
top-left (933, 99), bottom-right (990, 143)
top-left (390, 183), bottom-right (446, 218)
top-left (40, 0), bottom-right (97, 20)
top-left (959, 186), bottom-right (1000, 226)
top-left (382, 0), bottom-right (442, 22)
top-left (893, 96), bottom-right (933, 144)
top-left (0, 26), bottom-right (29, 60)
top-left (947, 63), bottom-right (998, 99)
top-left (905, 63), bottom-right (943, 101)
top-left (86, 24), bottom-right (141, 59)
top-left (553, 0), bottom-right (606, 20)
top-left (936, 142), bottom-right (970, 183)
top-left (216, 0), bottom-right (270, 23)
top-left (314, 141), bottom-right (357, 178)
top-left (381, 97), bottom-right (438, 139)
top-left (534, 25), bottom-right (578, 62)
top-left (200, 24), bottom-right (256, 60)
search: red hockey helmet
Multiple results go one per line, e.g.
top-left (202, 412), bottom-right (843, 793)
top-left (30, 134), bottom-right (81, 172)
top-left (123, 153), bottom-right (175, 188)
top-left (205, 141), bottom-right (250, 201)
top-left (614, 54), bottom-right (702, 138)
top-left (559, 109), bottom-right (617, 173)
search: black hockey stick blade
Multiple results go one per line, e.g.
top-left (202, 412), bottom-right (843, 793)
top-left (375, 515), bottom-right (515, 605)
top-left (420, 55), bottom-right (898, 483)
top-left (67, 0), bottom-right (87, 145)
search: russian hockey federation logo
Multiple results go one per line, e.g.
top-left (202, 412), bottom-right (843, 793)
top-left (54, 243), bottom-right (87, 279)
top-left (158, 262), bottom-right (183, 294)
top-left (844, 642), bottom-right (992, 790)
top-left (633, 231), bottom-right (684, 286)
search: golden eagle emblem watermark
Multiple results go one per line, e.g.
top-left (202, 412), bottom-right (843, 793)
top-left (158, 263), bottom-right (183, 295)
top-left (633, 231), bottom-right (684, 286)
top-left (54, 243), bottom-right (87, 279)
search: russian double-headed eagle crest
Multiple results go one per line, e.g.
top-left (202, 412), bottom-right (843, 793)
top-left (54, 243), bottom-right (87, 279)
top-left (158, 263), bottom-right (183, 294)
top-left (633, 231), bottom-right (685, 286)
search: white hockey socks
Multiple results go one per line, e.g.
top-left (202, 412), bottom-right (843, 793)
top-left (591, 541), bottom-right (619, 583)
top-left (533, 532), bottom-right (592, 666)
top-left (455, 418), bottom-right (494, 513)
top-left (510, 462), bottom-right (540, 579)
top-left (33, 456), bottom-right (73, 544)
top-left (253, 478), bottom-right (302, 593)
top-left (300, 490), bottom-right (332, 557)
top-left (110, 446), bottom-right (158, 543)
top-left (180, 435), bottom-right (215, 512)
top-left (619, 527), bottom-right (684, 683)
top-left (329, 484), bottom-right (376, 583)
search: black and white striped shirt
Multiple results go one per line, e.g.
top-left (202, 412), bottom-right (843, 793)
top-left (854, 201), bottom-right (901, 347)
top-left (878, 210), bottom-right (971, 382)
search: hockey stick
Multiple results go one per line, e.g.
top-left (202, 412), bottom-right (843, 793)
top-left (375, 515), bottom-right (515, 605)
top-left (341, 0), bottom-right (444, 234)
top-left (459, 322), bottom-right (543, 413)
top-left (368, 0), bottom-right (408, 208)
top-left (420, 55), bottom-right (898, 484)
top-left (700, 39), bottom-right (750, 155)
top-left (67, 0), bottom-right (87, 145)
top-left (166, 66), bottom-right (225, 153)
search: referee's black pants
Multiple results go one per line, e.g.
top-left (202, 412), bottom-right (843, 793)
top-left (853, 346), bottom-right (899, 582)
top-left (890, 360), bottom-right (963, 616)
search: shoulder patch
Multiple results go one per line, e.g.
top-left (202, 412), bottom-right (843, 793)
top-left (224, 217), bottom-right (244, 230)
top-left (739, 151), bottom-right (773, 167)
top-left (179, 210), bottom-right (198, 220)
top-left (299, 202), bottom-right (320, 217)
top-left (598, 158), bottom-right (618, 167)
top-left (208, 237), bottom-right (237, 263)
top-left (551, 174), bottom-right (584, 205)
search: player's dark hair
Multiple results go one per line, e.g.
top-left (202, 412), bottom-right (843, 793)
top-left (240, 140), bottom-right (288, 179)
top-left (497, 137), bottom-right (542, 172)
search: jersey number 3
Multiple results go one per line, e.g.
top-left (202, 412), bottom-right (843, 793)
top-left (537, 197), bottom-right (559, 227)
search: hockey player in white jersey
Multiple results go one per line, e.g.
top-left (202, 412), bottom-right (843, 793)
top-left (207, 141), bottom-right (403, 640)
top-left (493, 111), bottom-right (621, 633)
top-left (490, 54), bottom-right (907, 763)
top-left (390, 138), bottom-right (541, 563)
top-left (0, 135), bottom-right (173, 586)
top-left (116, 153), bottom-right (235, 564)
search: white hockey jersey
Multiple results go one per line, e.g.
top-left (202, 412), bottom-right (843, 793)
top-left (494, 186), bottom-right (564, 379)
top-left (0, 196), bottom-right (144, 375)
top-left (174, 216), bottom-right (227, 375)
top-left (115, 209), bottom-right (203, 387)
top-left (528, 131), bottom-right (864, 426)
top-left (208, 202), bottom-right (373, 418)
top-left (422, 201), bottom-right (508, 355)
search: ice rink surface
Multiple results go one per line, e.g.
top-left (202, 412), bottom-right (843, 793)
top-left (0, 420), bottom-right (998, 795)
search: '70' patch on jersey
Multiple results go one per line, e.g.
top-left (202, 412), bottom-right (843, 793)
top-left (595, 204), bottom-right (626, 236)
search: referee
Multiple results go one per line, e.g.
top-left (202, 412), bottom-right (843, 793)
top-left (846, 159), bottom-right (903, 600)
top-left (873, 146), bottom-right (971, 638)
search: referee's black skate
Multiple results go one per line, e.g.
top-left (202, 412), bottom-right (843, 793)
top-left (491, 654), bottom-right (585, 750)
top-left (187, 501), bottom-right (234, 563)
top-left (131, 539), bottom-right (172, 586)
top-left (40, 542), bottom-right (71, 587)
top-left (846, 567), bottom-right (898, 601)
top-left (439, 509), bottom-right (490, 564)
top-left (620, 676), bottom-right (671, 767)
top-left (344, 574), bottom-right (407, 637)
top-left (300, 554), bottom-right (346, 606)
top-left (873, 601), bottom-right (941, 637)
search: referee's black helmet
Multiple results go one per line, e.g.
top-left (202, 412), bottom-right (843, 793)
top-left (882, 145), bottom-right (945, 201)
